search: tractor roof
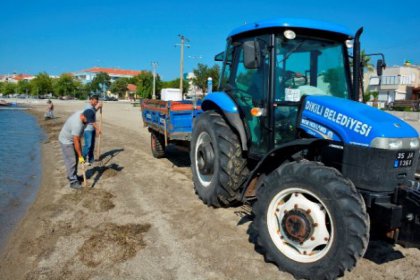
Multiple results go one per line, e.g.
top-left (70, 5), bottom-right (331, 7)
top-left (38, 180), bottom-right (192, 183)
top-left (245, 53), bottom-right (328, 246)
top-left (229, 17), bottom-right (353, 38)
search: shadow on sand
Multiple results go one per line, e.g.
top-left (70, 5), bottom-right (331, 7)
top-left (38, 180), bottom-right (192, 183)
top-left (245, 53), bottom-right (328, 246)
top-left (164, 146), bottom-right (191, 168)
top-left (86, 148), bottom-right (125, 188)
top-left (363, 239), bottom-right (404, 264)
top-left (97, 148), bottom-right (124, 162)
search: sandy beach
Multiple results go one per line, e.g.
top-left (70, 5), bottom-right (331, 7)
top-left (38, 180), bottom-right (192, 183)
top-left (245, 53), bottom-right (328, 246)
top-left (0, 100), bottom-right (420, 279)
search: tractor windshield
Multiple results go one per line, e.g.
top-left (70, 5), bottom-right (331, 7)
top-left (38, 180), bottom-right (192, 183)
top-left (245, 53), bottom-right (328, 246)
top-left (274, 35), bottom-right (350, 102)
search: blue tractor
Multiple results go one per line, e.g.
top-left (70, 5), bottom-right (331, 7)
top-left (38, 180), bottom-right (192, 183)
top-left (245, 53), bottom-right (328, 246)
top-left (190, 18), bottom-right (420, 279)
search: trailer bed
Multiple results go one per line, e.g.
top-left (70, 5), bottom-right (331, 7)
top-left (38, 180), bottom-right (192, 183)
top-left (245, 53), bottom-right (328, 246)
top-left (141, 99), bottom-right (202, 142)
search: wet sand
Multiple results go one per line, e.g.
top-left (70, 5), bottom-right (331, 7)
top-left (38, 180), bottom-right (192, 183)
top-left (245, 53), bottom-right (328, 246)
top-left (0, 100), bottom-right (419, 279)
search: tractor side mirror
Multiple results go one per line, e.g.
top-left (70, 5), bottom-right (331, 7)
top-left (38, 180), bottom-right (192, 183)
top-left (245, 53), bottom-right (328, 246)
top-left (376, 59), bottom-right (386, 76)
top-left (243, 40), bottom-right (261, 69)
top-left (214, 51), bottom-right (224, 62)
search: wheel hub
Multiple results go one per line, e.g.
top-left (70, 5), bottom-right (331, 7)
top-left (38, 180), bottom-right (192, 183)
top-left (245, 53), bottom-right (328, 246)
top-left (281, 209), bottom-right (313, 243)
top-left (268, 190), bottom-right (333, 262)
top-left (197, 142), bottom-right (214, 175)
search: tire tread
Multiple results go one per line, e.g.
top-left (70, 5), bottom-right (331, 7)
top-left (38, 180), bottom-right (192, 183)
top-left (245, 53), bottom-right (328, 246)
top-left (151, 131), bottom-right (165, 158)
top-left (250, 161), bottom-right (369, 280)
top-left (191, 111), bottom-right (249, 207)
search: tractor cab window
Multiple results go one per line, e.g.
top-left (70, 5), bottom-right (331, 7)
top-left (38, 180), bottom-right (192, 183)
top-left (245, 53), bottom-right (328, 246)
top-left (274, 36), bottom-right (350, 101)
top-left (228, 35), bottom-right (270, 155)
top-left (273, 35), bottom-right (350, 145)
top-left (220, 45), bottom-right (234, 91)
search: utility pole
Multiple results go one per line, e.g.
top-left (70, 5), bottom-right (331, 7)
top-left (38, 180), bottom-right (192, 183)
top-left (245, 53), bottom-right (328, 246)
top-left (175, 34), bottom-right (190, 99)
top-left (151, 61), bottom-right (158, 99)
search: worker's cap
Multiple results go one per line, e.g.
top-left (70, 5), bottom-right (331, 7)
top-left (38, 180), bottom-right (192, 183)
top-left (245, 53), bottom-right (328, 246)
top-left (89, 94), bottom-right (99, 100)
top-left (82, 109), bottom-right (95, 123)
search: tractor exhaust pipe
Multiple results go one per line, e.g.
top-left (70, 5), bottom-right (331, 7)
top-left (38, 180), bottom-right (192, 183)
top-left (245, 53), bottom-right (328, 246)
top-left (353, 27), bottom-right (363, 102)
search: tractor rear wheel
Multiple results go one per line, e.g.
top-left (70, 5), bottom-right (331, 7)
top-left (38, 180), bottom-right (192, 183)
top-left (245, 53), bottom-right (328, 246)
top-left (190, 111), bottom-right (248, 207)
top-left (151, 131), bottom-right (166, 158)
top-left (251, 161), bottom-right (369, 280)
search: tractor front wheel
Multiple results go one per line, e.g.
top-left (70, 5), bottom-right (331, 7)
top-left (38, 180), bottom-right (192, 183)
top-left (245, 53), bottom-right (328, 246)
top-left (251, 161), bottom-right (369, 279)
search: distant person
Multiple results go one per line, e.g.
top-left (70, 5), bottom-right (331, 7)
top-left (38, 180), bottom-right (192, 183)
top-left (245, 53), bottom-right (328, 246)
top-left (44, 99), bottom-right (54, 119)
top-left (82, 95), bottom-right (102, 165)
top-left (58, 109), bottom-right (95, 189)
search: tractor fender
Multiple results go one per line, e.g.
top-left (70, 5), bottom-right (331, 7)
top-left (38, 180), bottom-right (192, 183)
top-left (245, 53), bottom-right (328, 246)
top-left (240, 138), bottom-right (330, 200)
top-left (202, 92), bottom-right (248, 151)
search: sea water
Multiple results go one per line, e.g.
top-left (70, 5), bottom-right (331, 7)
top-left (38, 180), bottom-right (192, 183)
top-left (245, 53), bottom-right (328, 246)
top-left (0, 109), bottom-right (43, 251)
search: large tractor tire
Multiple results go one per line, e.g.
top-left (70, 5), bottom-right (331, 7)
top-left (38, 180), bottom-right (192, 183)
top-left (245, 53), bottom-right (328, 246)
top-left (151, 131), bottom-right (166, 158)
top-left (251, 161), bottom-right (369, 280)
top-left (190, 111), bottom-right (249, 207)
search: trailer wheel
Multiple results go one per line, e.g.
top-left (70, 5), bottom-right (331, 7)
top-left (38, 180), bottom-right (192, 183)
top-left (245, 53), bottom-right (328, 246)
top-left (191, 111), bottom-right (248, 207)
top-left (151, 131), bottom-right (165, 158)
top-left (251, 161), bottom-right (369, 280)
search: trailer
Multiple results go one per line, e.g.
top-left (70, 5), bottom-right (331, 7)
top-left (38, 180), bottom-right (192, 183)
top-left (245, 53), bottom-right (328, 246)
top-left (140, 99), bottom-right (202, 158)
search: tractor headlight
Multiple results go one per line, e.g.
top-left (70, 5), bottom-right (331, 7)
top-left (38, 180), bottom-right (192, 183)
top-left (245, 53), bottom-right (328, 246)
top-left (410, 138), bottom-right (420, 149)
top-left (370, 137), bottom-right (419, 150)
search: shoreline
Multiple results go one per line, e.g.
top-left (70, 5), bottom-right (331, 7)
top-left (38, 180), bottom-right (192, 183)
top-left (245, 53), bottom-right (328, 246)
top-left (0, 103), bottom-right (158, 280)
top-left (0, 108), bottom-right (43, 253)
top-left (0, 108), bottom-right (61, 278)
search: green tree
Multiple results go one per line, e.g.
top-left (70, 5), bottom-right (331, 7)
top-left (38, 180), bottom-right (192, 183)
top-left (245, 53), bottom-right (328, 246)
top-left (0, 82), bottom-right (5, 94)
top-left (132, 71), bottom-right (158, 99)
top-left (54, 74), bottom-right (80, 97)
top-left (110, 78), bottom-right (129, 98)
top-left (31, 72), bottom-right (53, 96)
top-left (74, 83), bottom-right (89, 100)
top-left (371, 91), bottom-right (379, 100)
top-left (161, 79), bottom-right (178, 88)
top-left (154, 75), bottom-right (162, 98)
top-left (3, 83), bottom-right (17, 95)
top-left (192, 63), bottom-right (220, 92)
top-left (89, 72), bottom-right (111, 95)
top-left (363, 91), bottom-right (372, 102)
top-left (361, 50), bottom-right (374, 73)
top-left (161, 78), bottom-right (188, 94)
top-left (349, 50), bottom-right (374, 101)
top-left (17, 80), bottom-right (32, 95)
top-left (350, 50), bottom-right (374, 73)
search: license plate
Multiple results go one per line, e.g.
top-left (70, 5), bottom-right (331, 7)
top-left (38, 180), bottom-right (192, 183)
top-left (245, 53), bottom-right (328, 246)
top-left (394, 151), bottom-right (415, 168)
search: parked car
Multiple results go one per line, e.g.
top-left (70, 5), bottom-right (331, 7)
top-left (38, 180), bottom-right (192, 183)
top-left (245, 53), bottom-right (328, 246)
top-left (104, 96), bottom-right (118, 101)
top-left (59, 95), bottom-right (75, 100)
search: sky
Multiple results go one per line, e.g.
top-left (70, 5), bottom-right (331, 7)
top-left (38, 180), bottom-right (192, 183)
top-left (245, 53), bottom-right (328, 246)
top-left (0, 0), bottom-right (419, 81)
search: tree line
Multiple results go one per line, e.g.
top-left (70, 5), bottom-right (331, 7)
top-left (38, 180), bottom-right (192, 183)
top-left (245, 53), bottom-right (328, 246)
top-left (0, 63), bottom-right (220, 99)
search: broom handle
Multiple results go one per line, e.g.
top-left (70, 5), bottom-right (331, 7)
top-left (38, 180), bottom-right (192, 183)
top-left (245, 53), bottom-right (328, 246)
top-left (81, 163), bottom-right (87, 187)
top-left (96, 107), bottom-right (103, 159)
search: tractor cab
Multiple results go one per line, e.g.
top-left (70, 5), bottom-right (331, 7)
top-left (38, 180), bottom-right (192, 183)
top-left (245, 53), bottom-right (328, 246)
top-left (216, 20), bottom-right (354, 158)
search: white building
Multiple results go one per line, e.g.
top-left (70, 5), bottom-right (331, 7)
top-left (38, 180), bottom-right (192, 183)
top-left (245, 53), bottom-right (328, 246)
top-left (0, 74), bottom-right (35, 83)
top-left (366, 63), bottom-right (420, 103)
top-left (73, 67), bottom-right (142, 84)
top-left (186, 72), bottom-right (204, 99)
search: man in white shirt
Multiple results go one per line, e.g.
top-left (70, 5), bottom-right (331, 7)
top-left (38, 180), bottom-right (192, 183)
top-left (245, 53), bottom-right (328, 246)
top-left (58, 109), bottom-right (95, 189)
